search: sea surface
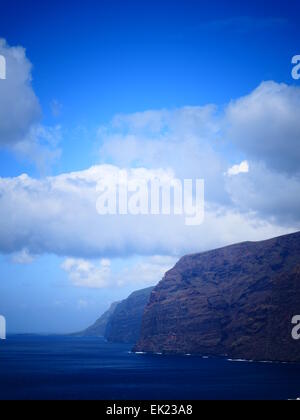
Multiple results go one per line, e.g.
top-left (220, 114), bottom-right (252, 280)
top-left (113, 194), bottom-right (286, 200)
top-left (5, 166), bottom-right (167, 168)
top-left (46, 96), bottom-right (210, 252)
top-left (0, 335), bottom-right (300, 400)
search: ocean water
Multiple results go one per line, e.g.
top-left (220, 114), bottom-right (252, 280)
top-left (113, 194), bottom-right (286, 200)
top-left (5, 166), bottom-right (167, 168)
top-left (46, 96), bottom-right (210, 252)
top-left (0, 335), bottom-right (300, 400)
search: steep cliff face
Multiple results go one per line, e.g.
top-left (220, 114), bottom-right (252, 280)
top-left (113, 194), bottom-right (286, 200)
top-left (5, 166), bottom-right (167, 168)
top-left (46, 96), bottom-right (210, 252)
top-left (105, 287), bottom-right (154, 344)
top-left (78, 286), bottom-right (154, 344)
top-left (78, 302), bottom-right (120, 337)
top-left (134, 232), bottom-right (300, 362)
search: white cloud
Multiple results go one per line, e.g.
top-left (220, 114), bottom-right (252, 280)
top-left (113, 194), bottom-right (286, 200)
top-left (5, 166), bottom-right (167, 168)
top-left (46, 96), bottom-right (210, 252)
top-left (62, 255), bottom-right (178, 289)
top-left (226, 161), bottom-right (300, 225)
top-left (227, 161), bottom-right (249, 176)
top-left (226, 81), bottom-right (300, 175)
top-left (62, 258), bottom-right (111, 289)
top-left (0, 80), bottom-right (299, 267)
top-left (0, 39), bottom-right (61, 170)
top-left (0, 39), bottom-right (40, 147)
top-left (0, 165), bottom-right (291, 262)
top-left (98, 106), bottom-right (229, 206)
top-left (13, 124), bottom-right (62, 173)
top-left (97, 82), bottom-right (300, 227)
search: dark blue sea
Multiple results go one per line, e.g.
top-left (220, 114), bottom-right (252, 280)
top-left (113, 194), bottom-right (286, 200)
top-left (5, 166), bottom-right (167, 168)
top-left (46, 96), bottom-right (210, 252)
top-left (0, 336), bottom-right (300, 400)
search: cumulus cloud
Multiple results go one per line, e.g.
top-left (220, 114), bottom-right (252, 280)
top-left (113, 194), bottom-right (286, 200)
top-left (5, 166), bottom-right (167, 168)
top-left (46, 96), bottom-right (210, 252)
top-left (101, 83), bottom-right (300, 181)
top-left (4, 39), bottom-right (299, 291)
top-left (62, 258), bottom-right (111, 288)
top-left (98, 106), bottom-right (229, 206)
top-left (13, 124), bottom-right (62, 173)
top-left (227, 161), bottom-right (249, 176)
top-left (62, 255), bottom-right (176, 289)
top-left (0, 39), bottom-right (61, 170)
top-left (0, 39), bottom-right (40, 146)
top-left (98, 82), bottom-right (300, 228)
top-left (226, 162), bottom-right (300, 225)
top-left (0, 79), bottom-right (299, 277)
top-left (0, 165), bottom-right (291, 262)
top-left (226, 81), bottom-right (300, 175)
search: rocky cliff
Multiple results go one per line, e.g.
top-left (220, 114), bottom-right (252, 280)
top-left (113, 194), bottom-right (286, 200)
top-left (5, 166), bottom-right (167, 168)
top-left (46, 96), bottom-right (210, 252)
top-left (77, 302), bottom-right (120, 337)
top-left (79, 286), bottom-right (154, 344)
top-left (134, 232), bottom-right (300, 362)
top-left (105, 287), bottom-right (154, 344)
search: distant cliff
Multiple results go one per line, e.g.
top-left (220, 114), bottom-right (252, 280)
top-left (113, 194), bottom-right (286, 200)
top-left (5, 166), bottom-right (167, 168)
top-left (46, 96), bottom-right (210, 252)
top-left (134, 232), bottom-right (300, 362)
top-left (105, 287), bottom-right (154, 344)
top-left (79, 287), bottom-right (154, 344)
top-left (77, 302), bottom-right (120, 338)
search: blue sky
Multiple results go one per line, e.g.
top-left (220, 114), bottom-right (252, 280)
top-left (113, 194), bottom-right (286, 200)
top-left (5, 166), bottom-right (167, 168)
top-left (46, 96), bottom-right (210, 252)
top-left (0, 0), bottom-right (300, 333)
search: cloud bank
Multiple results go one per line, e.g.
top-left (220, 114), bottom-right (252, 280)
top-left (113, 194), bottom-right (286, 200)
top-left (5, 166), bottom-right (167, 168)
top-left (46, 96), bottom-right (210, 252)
top-left (0, 165), bottom-right (291, 261)
top-left (0, 78), bottom-right (299, 288)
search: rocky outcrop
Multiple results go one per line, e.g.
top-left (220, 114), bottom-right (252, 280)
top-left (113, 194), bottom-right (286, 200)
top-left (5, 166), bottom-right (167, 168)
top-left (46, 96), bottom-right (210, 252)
top-left (134, 232), bottom-right (300, 362)
top-left (78, 287), bottom-right (154, 344)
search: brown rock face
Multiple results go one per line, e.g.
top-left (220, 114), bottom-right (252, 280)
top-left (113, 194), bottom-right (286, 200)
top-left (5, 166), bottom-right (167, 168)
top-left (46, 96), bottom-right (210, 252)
top-left (134, 232), bottom-right (300, 362)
